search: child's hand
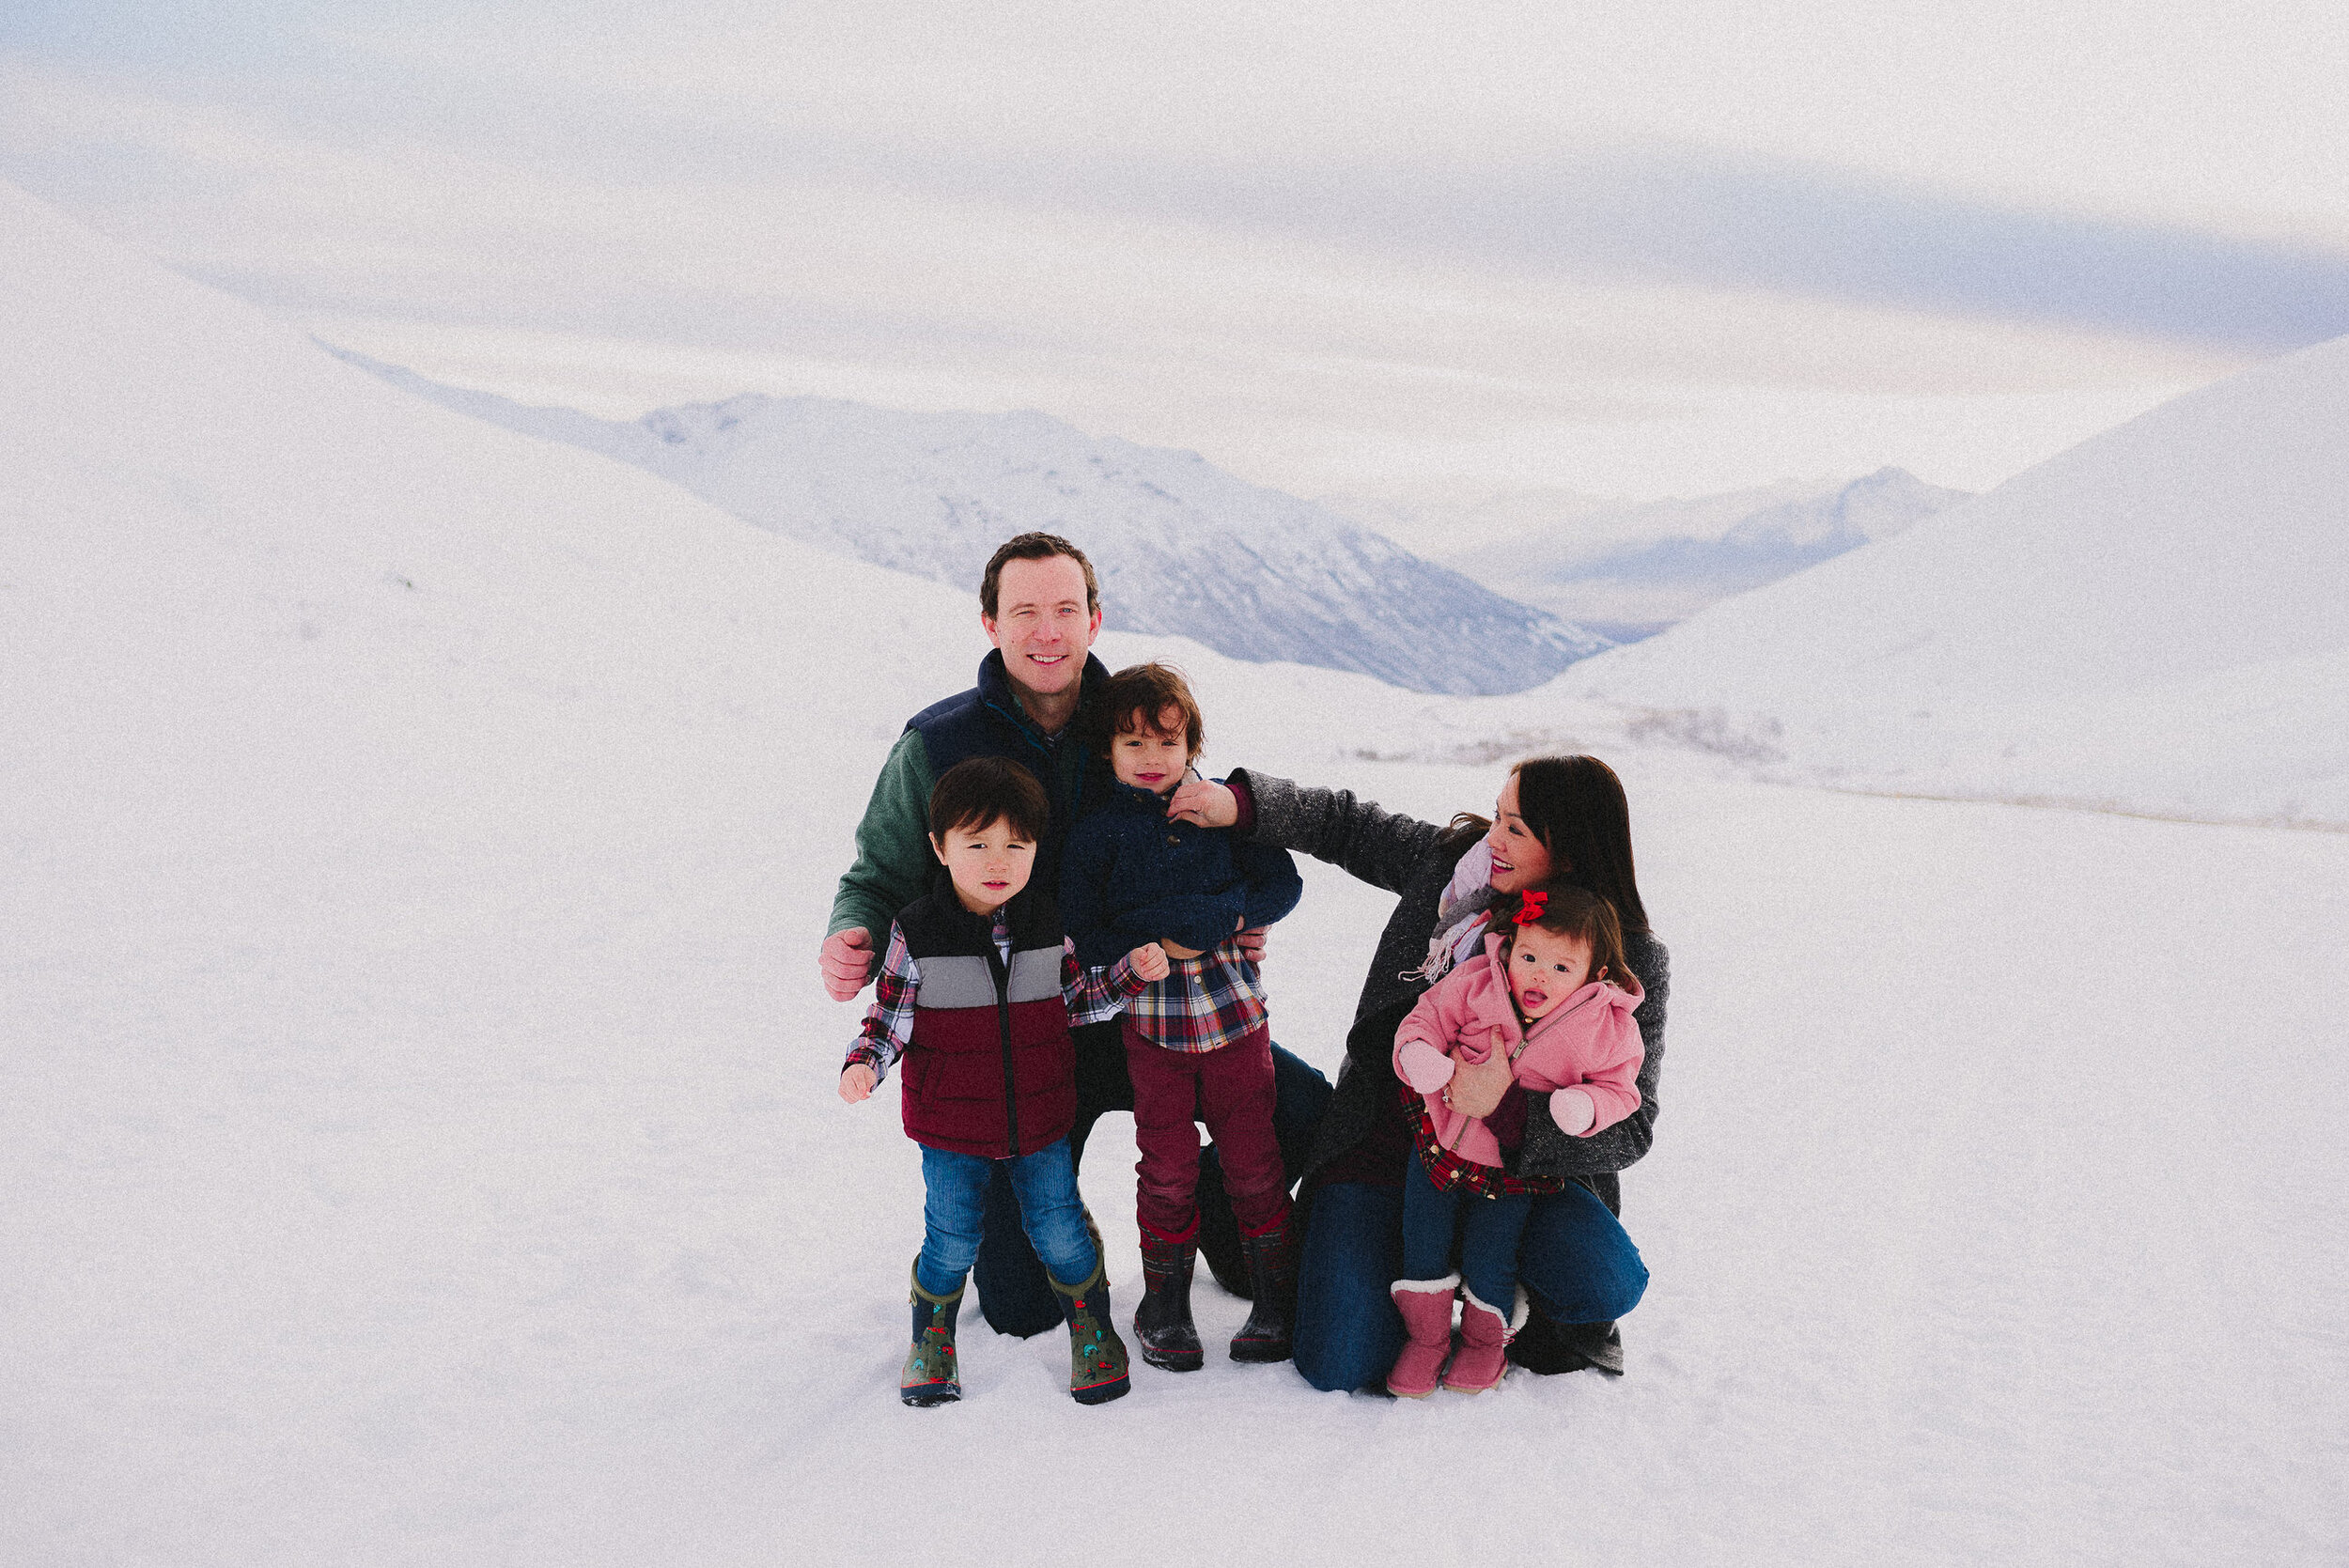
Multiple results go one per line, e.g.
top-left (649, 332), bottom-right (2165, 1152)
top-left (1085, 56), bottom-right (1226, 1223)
top-left (1130, 942), bottom-right (1171, 983)
top-left (1397, 1039), bottom-right (1455, 1094)
top-left (839, 1063), bottom-right (877, 1104)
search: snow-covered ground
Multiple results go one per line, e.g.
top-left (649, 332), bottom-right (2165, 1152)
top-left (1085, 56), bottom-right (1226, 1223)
top-left (8, 181), bottom-right (2348, 1566)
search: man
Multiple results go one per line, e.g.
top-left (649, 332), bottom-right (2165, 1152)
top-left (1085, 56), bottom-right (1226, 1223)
top-left (822, 533), bottom-right (1330, 1337)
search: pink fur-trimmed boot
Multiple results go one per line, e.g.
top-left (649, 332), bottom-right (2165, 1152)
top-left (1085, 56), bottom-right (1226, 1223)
top-left (1386, 1275), bottom-right (1458, 1399)
top-left (1443, 1284), bottom-right (1526, 1393)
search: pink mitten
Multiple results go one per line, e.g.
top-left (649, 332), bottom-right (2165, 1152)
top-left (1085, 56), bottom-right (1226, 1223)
top-left (1549, 1087), bottom-right (1596, 1135)
top-left (1396, 1040), bottom-right (1456, 1094)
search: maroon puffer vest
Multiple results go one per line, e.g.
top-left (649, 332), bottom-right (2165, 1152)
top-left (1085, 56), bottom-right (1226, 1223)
top-left (895, 889), bottom-right (1078, 1158)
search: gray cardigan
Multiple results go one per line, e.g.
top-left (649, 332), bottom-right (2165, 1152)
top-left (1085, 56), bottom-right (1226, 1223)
top-left (1236, 769), bottom-right (1669, 1214)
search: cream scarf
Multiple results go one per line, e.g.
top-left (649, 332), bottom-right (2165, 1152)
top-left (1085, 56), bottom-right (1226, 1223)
top-left (1405, 839), bottom-right (1500, 986)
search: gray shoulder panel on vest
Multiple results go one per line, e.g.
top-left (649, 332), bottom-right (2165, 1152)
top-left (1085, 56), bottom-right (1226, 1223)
top-left (1007, 947), bottom-right (1063, 1004)
top-left (917, 955), bottom-right (1001, 1010)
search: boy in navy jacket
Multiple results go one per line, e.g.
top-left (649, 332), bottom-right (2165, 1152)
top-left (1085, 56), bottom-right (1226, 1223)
top-left (1059, 663), bottom-right (1303, 1370)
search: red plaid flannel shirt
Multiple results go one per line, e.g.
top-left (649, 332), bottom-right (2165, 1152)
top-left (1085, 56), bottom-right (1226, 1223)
top-left (1123, 939), bottom-right (1268, 1054)
top-left (1403, 1082), bottom-right (1563, 1199)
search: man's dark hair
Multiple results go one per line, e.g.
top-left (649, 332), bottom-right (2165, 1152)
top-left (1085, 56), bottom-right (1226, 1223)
top-left (979, 532), bottom-right (1100, 620)
top-left (927, 756), bottom-right (1050, 844)
top-left (1088, 661), bottom-right (1205, 758)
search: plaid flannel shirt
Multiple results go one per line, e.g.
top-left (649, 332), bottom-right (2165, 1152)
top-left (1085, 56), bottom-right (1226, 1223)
top-left (845, 911), bottom-right (1142, 1085)
top-left (1403, 1081), bottom-right (1563, 1199)
top-left (1124, 939), bottom-right (1268, 1054)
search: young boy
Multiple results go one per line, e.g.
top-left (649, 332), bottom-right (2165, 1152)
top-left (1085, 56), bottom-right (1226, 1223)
top-left (1057, 663), bottom-right (1305, 1371)
top-left (840, 755), bottom-right (1170, 1406)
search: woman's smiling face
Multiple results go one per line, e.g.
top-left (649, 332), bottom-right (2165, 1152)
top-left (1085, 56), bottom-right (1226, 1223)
top-left (1485, 774), bottom-right (1554, 894)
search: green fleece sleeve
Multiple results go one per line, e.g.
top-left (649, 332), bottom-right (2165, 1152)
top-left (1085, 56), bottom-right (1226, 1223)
top-left (828, 730), bottom-right (938, 941)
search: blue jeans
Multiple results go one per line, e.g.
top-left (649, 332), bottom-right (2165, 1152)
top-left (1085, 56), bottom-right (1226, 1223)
top-left (916, 1139), bottom-right (1097, 1298)
top-left (1400, 1159), bottom-right (1532, 1312)
top-left (972, 1032), bottom-right (1331, 1335)
top-left (1292, 1178), bottom-right (1649, 1393)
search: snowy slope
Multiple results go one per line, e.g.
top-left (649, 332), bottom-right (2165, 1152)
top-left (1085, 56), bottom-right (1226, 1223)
top-left (329, 349), bottom-right (1609, 697)
top-left (1563, 339), bottom-right (2349, 827)
top-left (8, 182), bottom-right (2349, 1568)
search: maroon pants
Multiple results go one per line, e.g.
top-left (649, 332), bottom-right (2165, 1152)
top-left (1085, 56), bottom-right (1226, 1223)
top-left (1124, 1016), bottom-right (1291, 1236)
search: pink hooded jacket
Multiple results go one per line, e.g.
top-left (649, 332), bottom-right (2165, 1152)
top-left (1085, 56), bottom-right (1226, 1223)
top-left (1392, 929), bottom-right (1645, 1169)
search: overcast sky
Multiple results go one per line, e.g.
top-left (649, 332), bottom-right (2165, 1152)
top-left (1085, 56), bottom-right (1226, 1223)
top-left (7, 0), bottom-right (2347, 499)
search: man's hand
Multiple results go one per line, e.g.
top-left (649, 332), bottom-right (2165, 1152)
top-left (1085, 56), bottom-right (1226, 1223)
top-left (1443, 1045), bottom-right (1513, 1119)
top-left (839, 1063), bottom-right (877, 1104)
top-left (820, 927), bottom-right (876, 1001)
top-left (1165, 776), bottom-right (1238, 829)
top-left (1130, 942), bottom-right (1171, 983)
top-left (1234, 924), bottom-right (1269, 966)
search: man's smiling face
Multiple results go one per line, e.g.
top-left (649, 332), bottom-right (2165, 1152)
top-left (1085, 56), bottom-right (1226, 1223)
top-left (982, 552), bottom-right (1100, 706)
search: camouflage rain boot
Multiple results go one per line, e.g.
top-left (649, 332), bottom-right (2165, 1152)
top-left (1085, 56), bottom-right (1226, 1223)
top-left (1228, 1214), bottom-right (1298, 1363)
top-left (1048, 1255), bottom-right (1132, 1405)
top-left (900, 1266), bottom-right (964, 1407)
top-left (1133, 1219), bottom-right (1205, 1373)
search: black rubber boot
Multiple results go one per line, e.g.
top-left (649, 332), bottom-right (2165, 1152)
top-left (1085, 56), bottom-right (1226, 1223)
top-left (1049, 1256), bottom-right (1132, 1405)
top-left (1133, 1223), bottom-right (1205, 1372)
top-left (1228, 1216), bottom-right (1297, 1363)
top-left (1507, 1314), bottom-right (1625, 1376)
top-left (900, 1266), bottom-right (965, 1406)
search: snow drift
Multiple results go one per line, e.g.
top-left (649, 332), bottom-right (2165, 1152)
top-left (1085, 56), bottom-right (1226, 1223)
top-left (1567, 335), bottom-right (2349, 827)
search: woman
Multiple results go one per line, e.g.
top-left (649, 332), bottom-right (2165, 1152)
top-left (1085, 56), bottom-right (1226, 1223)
top-left (1171, 755), bottom-right (1665, 1391)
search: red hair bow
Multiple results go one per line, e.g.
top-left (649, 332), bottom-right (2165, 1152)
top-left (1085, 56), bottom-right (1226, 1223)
top-left (1512, 891), bottom-right (1548, 926)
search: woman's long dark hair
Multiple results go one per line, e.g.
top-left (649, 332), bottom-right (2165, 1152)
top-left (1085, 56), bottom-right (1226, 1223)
top-left (1453, 754), bottom-right (1650, 935)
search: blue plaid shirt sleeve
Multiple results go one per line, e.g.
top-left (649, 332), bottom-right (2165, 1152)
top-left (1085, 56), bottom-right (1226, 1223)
top-left (846, 924), bottom-right (920, 1086)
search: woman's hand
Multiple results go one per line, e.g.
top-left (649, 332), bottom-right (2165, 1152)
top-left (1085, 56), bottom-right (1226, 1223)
top-left (1165, 776), bottom-right (1238, 828)
top-left (1442, 1045), bottom-right (1513, 1119)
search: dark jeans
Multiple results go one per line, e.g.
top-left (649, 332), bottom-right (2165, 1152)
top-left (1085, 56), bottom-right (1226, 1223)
top-left (971, 1020), bottom-right (1331, 1336)
top-left (1399, 1158), bottom-right (1531, 1312)
top-left (1291, 1177), bottom-right (1648, 1393)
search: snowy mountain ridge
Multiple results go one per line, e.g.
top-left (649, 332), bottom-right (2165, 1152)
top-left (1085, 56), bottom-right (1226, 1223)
top-left (329, 349), bottom-right (1610, 697)
top-left (1335, 468), bottom-right (1971, 633)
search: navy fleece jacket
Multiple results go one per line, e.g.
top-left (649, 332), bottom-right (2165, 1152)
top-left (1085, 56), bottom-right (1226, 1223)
top-left (1060, 776), bottom-right (1302, 969)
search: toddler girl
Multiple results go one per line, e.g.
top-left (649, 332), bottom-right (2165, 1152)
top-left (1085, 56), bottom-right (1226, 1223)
top-left (1385, 882), bottom-right (1644, 1396)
